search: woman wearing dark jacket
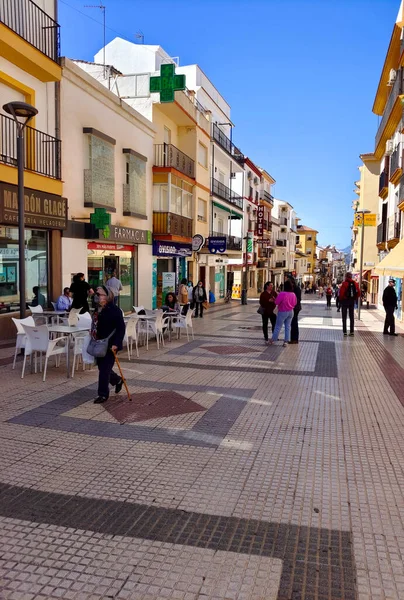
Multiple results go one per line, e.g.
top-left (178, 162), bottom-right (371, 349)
top-left (288, 276), bottom-right (302, 344)
top-left (70, 273), bottom-right (93, 314)
top-left (92, 286), bottom-right (126, 404)
top-left (259, 282), bottom-right (277, 343)
top-left (193, 281), bottom-right (207, 318)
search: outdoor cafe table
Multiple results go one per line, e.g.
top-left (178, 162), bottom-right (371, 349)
top-left (124, 311), bottom-right (179, 343)
top-left (41, 310), bottom-right (68, 324)
top-left (48, 324), bottom-right (90, 378)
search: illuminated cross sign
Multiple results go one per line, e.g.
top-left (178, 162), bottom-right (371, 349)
top-left (150, 64), bottom-right (186, 103)
top-left (90, 207), bottom-right (111, 230)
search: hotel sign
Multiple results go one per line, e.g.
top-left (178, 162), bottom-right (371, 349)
top-left (256, 205), bottom-right (264, 237)
top-left (0, 183), bottom-right (67, 229)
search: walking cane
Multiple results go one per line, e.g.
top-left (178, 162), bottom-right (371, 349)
top-left (111, 349), bottom-right (131, 401)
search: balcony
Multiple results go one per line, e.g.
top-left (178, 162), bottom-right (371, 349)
top-left (387, 213), bottom-right (401, 246)
top-left (275, 261), bottom-right (286, 269)
top-left (0, 113), bottom-right (61, 179)
top-left (211, 123), bottom-right (244, 165)
top-left (379, 169), bottom-right (389, 199)
top-left (211, 178), bottom-right (243, 210)
top-left (377, 222), bottom-right (387, 245)
top-left (280, 217), bottom-right (288, 226)
top-left (390, 143), bottom-right (403, 185)
top-left (154, 144), bottom-right (195, 179)
top-left (260, 190), bottom-right (274, 205)
top-left (375, 69), bottom-right (404, 154)
top-left (209, 231), bottom-right (242, 251)
top-left (153, 212), bottom-right (193, 238)
top-left (276, 239), bottom-right (287, 247)
top-left (0, 0), bottom-right (60, 63)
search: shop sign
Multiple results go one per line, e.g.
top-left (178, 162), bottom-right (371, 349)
top-left (153, 240), bottom-right (192, 257)
top-left (0, 183), bottom-right (67, 230)
top-left (150, 63), bottom-right (186, 104)
top-left (246, 231), bottom-right (254, 264)
top-left (162, 272), bottom-right (176, 296)
top-left (192, 234), bottom-right (205, 252)
top-left (88, 242), bottom-right (134, 252)
top-left (208, 236), bottom-right (227, 254)
top-left (256, 206), bottom-right (264, 237)
top-left (100, 225), bottom-right (152, 244)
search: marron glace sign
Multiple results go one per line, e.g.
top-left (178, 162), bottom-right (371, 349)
top-left (0, 183), bottom-right (68, 230)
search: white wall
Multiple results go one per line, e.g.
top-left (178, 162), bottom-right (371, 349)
top-left (62, 239), bottom-right (88, 286)
top-left (94, 40), bottom-right (172, 75)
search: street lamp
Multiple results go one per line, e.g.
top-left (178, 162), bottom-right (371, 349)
top-left (356, 208), bottom-right (371, 321)
top-left (3, 101), bottom-right (38, 318)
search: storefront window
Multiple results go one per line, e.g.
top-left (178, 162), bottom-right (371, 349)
top-left (87, 245), bottom-right (135, 313)
top-left (0, 227), bottom-right (48, 311)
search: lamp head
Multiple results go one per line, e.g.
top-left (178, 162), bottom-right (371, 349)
top-left (2, 101), bottom-right (38, 121)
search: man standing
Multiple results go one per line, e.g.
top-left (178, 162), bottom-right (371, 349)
top-left (288, 276), bottom-right (301, 344)
top-left (339, 272), bottom-right (360, 336)
top-left (105, 272), bottom-right (123, 306)
top-left (382, 278), bottom-right (398, 336)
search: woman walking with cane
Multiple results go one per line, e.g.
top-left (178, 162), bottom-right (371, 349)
top-left (91, 286), bottom-right (125, 404)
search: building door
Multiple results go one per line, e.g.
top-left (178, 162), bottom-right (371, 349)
top-left (199, 266), bottom-right (206, 288)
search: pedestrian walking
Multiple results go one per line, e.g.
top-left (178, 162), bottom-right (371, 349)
top-left (105, 272), bottom-right (123, 305)
top-left (335, 284), bottom-right (341, 312)
top-left (269, 280), bottom-right (297, 346)
top-left (91, 286), bottom-right (126, 404)
top-left (259, 281), bottom-right (277, 344)
top-left (339, 272), bottom-right (360, 337)
top-left (325, 285), bottom-right (333, 309)
top-left (288, 276), bottom-right (301, 344)
top-left (70, 273), bottom-right (94, 314)
top-left (383, 278), bottom-right (398, 336)
top-left (178, 278), bottom-right (189, 305)
top-left (193, 281), bottom-right (207, 318)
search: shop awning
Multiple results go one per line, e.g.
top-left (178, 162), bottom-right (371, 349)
top-left (374, 238), bottom-right (404, 277)
top-left (212, 201), bottom-right (243, 218)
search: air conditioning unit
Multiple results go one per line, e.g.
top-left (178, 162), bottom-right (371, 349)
top-left (230, 172), bottom-right (236, 179)
top-left (388, 69), bottom-right (397, 86)
top-left (386, 140), bottom-right (394, 155)
top-left (247, 170), bottom-right (252, 179)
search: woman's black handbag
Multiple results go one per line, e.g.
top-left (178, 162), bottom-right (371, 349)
top-left (87, 329), bottom-right (116, 358)
top-left (257, 306), bottom-right (265, 315)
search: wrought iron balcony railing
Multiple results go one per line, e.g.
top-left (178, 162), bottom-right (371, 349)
top-left (154, 143), bottom-right (195, 178)
top-left (379, 169), bottom-right (389, 196)
top-left (377, 222), bottom-right (387, 244)
top-left (375, 69), bottom-right (404, 150)
top-left (211, 178), bottom-right (243, 210)
top-left (260, 190), bottom-right (274, 204)
top-left (0, 0), bottom-right (60, 62)
top-left (388, 213), bottom-right (401, 240)
top-left (211, 123), bottom-right (244, 164)
top-left (153, 212), bottom-right (193, 238)
top-left (0, 113), bottom-right (61, 179)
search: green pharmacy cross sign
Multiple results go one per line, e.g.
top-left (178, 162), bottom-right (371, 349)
top-left (150, 64), bottom-right (186, 103)
top-left (90, 207), bottom-right (111, 237)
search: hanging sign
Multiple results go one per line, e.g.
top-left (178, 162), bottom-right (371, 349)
top-left (192, 234), bottom-right (205, 252)
top-left (208, 236), bottom-right (227, 254)
top-left (256, 205), bottom-right (264, 237)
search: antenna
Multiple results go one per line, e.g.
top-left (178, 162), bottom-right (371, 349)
top-left (135, 30), bottom-right (144, 44)
top-left (85, 3), bottom-right (106, 77)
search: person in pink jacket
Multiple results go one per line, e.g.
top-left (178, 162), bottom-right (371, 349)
top-left (269, 279), bottom-right (297, 346)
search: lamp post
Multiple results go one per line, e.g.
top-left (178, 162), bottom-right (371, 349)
top-left (356, 208), bottom-right (371, 321)
top-left (2, 101), bottom-right (38, 318)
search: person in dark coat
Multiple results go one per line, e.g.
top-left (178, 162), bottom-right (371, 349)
top-left (91, 285), bottom-right (126, 403)
top-left (288, 276), bottom-right (301, 344)
top-left (259, 281), bottom-right (277, 343)
top-left (70, 273), bottom-right (93, 314)
top-left (383, 278), bottom-right (398, 336)
top-left (193, 281), bottom-right (207, 318)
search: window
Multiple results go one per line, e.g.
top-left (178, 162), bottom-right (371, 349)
top-left (255, 191), bottom-right (259, 203)
top-left (198, 198), bottom-right (207, 222)
top-left (217, 218), bottom-right (224, 233)
top-left (123, 150), bottom-right (147, 217)
top-left (198, 143), bottom-right (208, 168)
top-left (169, 176), bottom-right (194, 217)
top-left (164, 127), bottom-right (171, 145)
top-left (307, 235), bottom-right (312, 241)
top-left (153, 185), bottom-right (168, 211)
top-left (182, 191), bottom-right (192, 218)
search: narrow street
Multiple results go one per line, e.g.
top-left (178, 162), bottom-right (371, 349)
top-left (0, 298), bottom-right (404, 600)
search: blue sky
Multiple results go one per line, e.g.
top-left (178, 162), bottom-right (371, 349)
top-left (58, 0), bottom-right (399, 248)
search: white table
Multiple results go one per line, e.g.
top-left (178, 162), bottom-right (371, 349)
top-left (48, 324), bottom-right (90, 378)
top-left (41, 310), bottom-right (68, 325)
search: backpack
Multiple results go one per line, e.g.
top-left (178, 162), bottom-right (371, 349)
top-left (347, 281), bottom-right (357, 299)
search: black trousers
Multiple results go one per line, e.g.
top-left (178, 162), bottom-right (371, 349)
top-left (336, 296), bottom-right (340, 310)
top-left (384, 306), bottom-right (395, 334)
top-left (341, 301), bottom-right (355, 333)
top-left (195, 302), bottom-right (204, 317)
top-left (262, 314), bottom-right (277, 340)
top-left (326, 295), bottom-right (332, 307)
top-left (97, 350), bottom-right (120, 398)
top-left (291, 307), bottom-right (301, 341)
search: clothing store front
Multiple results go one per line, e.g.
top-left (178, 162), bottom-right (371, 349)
top-left (0, 183), bottom-right (67, 313)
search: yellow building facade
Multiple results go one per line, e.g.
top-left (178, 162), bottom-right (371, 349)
top-left (296, 225), bottom-right (318, 284)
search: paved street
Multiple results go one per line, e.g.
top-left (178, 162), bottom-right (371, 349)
top-left (1, 298), bottom-right (404, 600)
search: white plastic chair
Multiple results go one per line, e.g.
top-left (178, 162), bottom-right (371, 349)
top-left (77, 312), bottom-right (92, 327)
top-left (11, 316), bottom-right (35, 369)
top-left (21, 324), bottom-right (68, 381)
top-left (51, 302), bottom-right (57, 311)
top-left (133, 306), bottom-right (145, 314)
top-left (173, 309), bottom-right (195, 341)
top-left (124, 316), bottom-right (139, 359)
top-left (148, 310), bottom-right (169, 349)
top-left (28, 305), bottom-right (43, 313)
top-left (71, 331), bottom-right (89, 377)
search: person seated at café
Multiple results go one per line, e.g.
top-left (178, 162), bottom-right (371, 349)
top-left (31, 286), bottom-right (46, 308)
top-left (162, 292), bottom-right (180, 313)
top-left (55, 287), bottom-right (73, 311)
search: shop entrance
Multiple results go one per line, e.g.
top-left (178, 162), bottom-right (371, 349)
top-left (87, 243), bottom-right (135, 312)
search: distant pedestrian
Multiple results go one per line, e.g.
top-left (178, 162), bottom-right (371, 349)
top-left (288, 276), bottom-right (301, 344)
top-left (70, 273), bottom-right (93, 314)
top-left (325, 286), bottom-right (333, 309)
top-left (187, 281), bottom-right (194, 308)
top-left (259, 281), bottom-right (277, 344)
top-left (319, 285), bottom-right (324, 298)
top-left (339, 272), bottom-right (360, 336)
top-left (269, 280), bottom-right (297, 346)
top-left (193, 281), bottom-right (207, 318)
top-left (383, 278), bottom-right (398, 336)
top-left (179, 278), bottom-right (189, 305)
top-left (105, 272), bottom-right (123, 306)
top-left (335, 284), bottom-right (341, 312)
